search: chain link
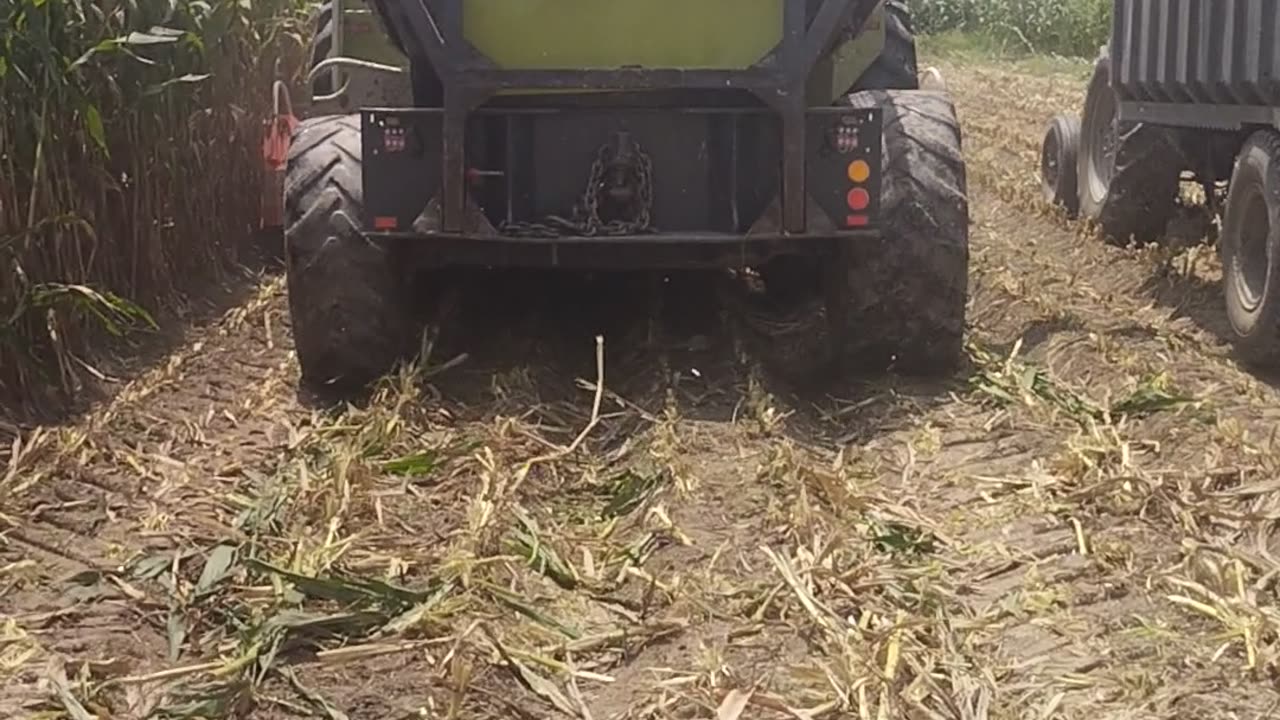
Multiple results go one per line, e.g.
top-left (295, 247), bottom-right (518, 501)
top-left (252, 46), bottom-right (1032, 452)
top-left (500, 135), bottom-right (655, 239)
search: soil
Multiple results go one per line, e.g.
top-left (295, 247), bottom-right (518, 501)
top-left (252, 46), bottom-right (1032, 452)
top-left (5, 54), bottom-right (1280, 720)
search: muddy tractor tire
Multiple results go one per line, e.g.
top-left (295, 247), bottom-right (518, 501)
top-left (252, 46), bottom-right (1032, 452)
top-left (854, 1), bottom-right (919, 91)
top-left (836, 89), bottom-right (969, 374)
top-left (1221, 129), bottom-right (1280, 363)
top-left (759, 1), bottom-right (920, 301)
top-left (1041, 113), bottom-right (1081, 217)
top-left (285, 115), bottom-right (414, 389)
top-left (309, 1), bottom-right (336, 96)
top-left (1078, 50), bottom-right (1181, 245)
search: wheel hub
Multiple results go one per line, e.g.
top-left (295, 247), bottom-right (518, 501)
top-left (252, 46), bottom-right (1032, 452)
top-left (1040, 131), bottom-right (1061, 189)
top-left (1234, 185), bottom-right (1272, 313)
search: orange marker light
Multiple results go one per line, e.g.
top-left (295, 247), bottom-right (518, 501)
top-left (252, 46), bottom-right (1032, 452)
top-left (847, 159), bottom-right (871, 183)
top-left (846, 187), bottom-right (870, 211)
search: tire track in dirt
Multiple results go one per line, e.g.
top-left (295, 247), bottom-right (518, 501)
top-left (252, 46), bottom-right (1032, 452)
top-left (1, 277), bottom-right (302, 715)
top-left (906, 55), bottom-right (1280, 717)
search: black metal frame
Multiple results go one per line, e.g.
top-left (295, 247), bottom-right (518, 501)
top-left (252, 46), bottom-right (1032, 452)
top-left (1119, 100), bottom-right (1280, 132)
top-left (374, 0), bottom-right (875, 234)
top-left (371, 231), bottom-right (876, 271)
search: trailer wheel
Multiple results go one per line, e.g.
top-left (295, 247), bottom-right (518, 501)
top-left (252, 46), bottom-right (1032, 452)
top-left (1078, 51), bottom-right (1180, 244)
top-left (1041, 113), bottom-right (1081, 217)
top-left (285, 115), bottom-right (415, 389)
top-left (1221, 130), bottom-right (1280, 362)
top-left (854, 1), bottom-right (919, 91)
top-left (836, 89), bottom-right (969, 374)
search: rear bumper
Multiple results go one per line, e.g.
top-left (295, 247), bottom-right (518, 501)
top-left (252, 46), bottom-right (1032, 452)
top-left (362, 105), bottom-right (883, 244)
top-left (370, 230), bottom-right (878, 270)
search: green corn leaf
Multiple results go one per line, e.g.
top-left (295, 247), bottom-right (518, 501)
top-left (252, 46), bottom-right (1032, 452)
top-left (143, 73), bottom-right (212, 96)
top-left (167, 608), bottom-right (187, 662)
top-left (70, 38), bottom-right (122, 71)
top-left (379, 450), bottom-right (437, 476)
top-left (123, 31), bottom-right (182, 45)
top-left (195, 544), bottom-right (237, 597)
top-left (83, 104), bottom-right (107, 154)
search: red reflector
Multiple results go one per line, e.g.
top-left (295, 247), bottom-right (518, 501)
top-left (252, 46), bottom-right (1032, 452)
top-left (846, 214), bottom-right (870, 228)
top-left (374, 216), bottom-right (398, 230)
top-left (846, 187), bottom-right (871, 211)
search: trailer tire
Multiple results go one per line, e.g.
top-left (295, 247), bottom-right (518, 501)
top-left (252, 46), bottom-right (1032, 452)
top-left (1078, 51), bottom-right (1180, 244)
top-left (1041, 113), bottom-right (1081, 217)
top-left (854, 1), bottom-right (919, 91)
top-left (837, 89), bottom-right (969, 375)
top-left (1221, 130), bottom-right (1280, 363)
top-left (285, 115), bottom-right (414, 390)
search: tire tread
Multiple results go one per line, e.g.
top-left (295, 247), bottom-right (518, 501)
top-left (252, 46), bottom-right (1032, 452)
top-left (1078, 52), bottom-right (1181, 244)
top-left (285, 114), bottom-right (413, 389)
top-left (1222, 129), bottom-right (1280, 363)
top-left (840, 89), bottom-right (970, 374)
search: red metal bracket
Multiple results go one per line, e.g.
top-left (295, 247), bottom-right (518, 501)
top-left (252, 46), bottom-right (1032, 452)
top-left (261, 81), bottom-right (299, 229)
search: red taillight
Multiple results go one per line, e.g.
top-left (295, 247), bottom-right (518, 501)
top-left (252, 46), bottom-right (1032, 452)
top-left (832, 115), bottom-right (874, 230)
top-left (846, 187), bottom-right (870, 211)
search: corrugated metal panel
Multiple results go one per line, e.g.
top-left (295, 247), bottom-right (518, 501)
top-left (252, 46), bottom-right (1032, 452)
top-left (1112, 0), bottom-right (1280, 106)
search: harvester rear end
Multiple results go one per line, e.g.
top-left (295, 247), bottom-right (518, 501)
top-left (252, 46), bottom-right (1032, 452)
top-left (272, 0), bottom-right (970, 389)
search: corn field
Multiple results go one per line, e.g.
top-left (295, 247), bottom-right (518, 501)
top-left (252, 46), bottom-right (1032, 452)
top-left (911, 0), bottom-right (1112, 57)
top-left (0, 0), bottom-right (310, 420)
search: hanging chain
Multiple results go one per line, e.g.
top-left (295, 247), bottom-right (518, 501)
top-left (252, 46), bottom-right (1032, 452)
top-left (500, 136), bottom-right (654, 239)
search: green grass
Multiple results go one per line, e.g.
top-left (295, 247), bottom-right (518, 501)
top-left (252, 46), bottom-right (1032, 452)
top-left (919, 30), bottom-right (1095, 79)
top-left (910, 0), bottom-right (1111, 59)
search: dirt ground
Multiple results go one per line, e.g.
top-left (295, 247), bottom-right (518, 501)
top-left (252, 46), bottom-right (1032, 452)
top-left (6, 52), bottom-right (1280, 720)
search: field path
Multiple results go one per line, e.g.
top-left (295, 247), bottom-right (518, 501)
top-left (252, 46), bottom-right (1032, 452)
top-left (4, 53), bottom-right (1280, 720)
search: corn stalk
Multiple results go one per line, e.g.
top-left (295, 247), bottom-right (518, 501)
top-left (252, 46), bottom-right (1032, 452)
top-left (0, 0), bottom-right (311, 417)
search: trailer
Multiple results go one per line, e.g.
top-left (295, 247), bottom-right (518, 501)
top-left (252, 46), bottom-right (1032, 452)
top-left (1041, 0), bottom-right (1280, 361)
